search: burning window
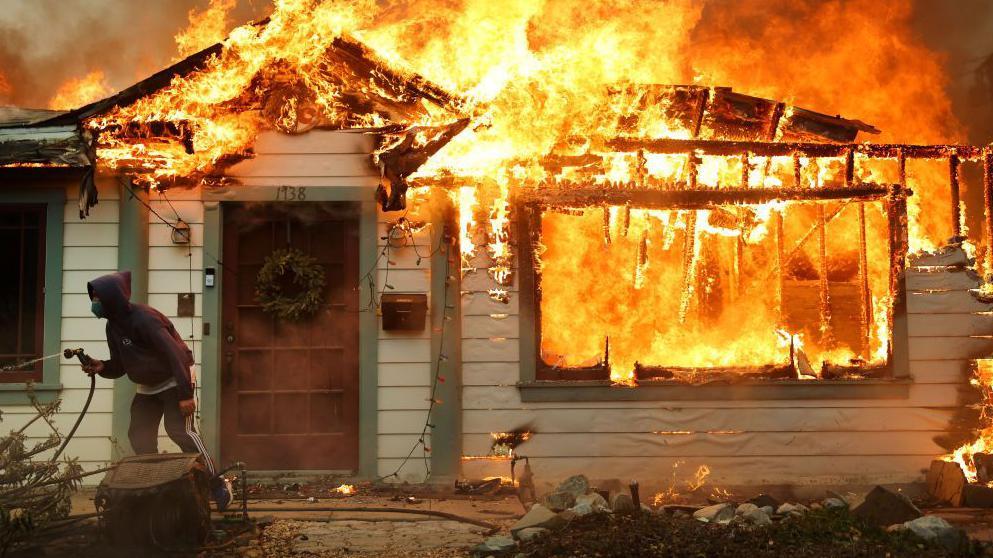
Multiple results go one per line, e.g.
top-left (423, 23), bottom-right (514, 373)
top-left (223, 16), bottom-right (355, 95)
top-left (526, 173), bottom-right (903, 385)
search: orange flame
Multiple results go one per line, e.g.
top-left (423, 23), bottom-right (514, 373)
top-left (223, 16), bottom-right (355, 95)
top-left (80, 1), bottom-right (970, 385)
top-left (175, 0), bottom-right (239, 59)
top-left (47, 70), bottom-right (112, 110)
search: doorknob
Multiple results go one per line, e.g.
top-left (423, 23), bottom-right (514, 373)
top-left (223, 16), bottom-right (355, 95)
top-left (226, 335), bottom-right (235, 343)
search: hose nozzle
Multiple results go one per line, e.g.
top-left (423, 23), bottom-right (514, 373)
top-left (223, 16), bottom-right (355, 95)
top-left (64, 348), bottom-right (94, 366)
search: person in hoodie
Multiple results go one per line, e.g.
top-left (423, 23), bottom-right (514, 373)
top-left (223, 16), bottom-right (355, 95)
top-left (81, 271), bottom-right (232, 509)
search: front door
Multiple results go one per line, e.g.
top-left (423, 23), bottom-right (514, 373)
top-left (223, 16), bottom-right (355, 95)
top-left (221, 202), bottom-right (359, 470)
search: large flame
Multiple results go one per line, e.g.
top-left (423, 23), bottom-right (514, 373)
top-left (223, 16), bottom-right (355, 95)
top-left (68, 1), bottom-right (968, 383)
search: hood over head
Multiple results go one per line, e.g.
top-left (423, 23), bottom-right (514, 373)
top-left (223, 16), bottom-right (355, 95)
top-left (87, 271), bottom-right (132, 318)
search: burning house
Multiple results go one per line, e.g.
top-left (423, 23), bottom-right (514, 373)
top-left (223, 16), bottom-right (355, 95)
top-left (1, 0), bottom-right (993, 499)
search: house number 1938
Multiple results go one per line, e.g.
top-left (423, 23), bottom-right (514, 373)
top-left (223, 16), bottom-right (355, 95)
top-left (275, 186), bottom-right (307, 201)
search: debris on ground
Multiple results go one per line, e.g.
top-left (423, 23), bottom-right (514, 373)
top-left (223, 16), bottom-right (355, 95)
top-left (519, 507), bottom-right (990, 557)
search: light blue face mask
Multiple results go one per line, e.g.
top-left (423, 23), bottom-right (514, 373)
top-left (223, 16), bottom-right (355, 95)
top-left (91, 300), bottom-right (105, 319)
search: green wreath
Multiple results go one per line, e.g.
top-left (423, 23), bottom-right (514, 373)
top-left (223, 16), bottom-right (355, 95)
top-left (255, 248), bottom-right (326, 320)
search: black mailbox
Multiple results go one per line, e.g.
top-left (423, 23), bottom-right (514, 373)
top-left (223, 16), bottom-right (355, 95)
top-left (381, 293), bottom-right (428, 331)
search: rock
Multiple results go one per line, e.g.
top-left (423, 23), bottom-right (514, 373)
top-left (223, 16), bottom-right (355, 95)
top-left (543, 491), bottom-right (576, 512)
top-left (962, 483), bottom-right (993, 508)
top-left (741, 507), bottom-right (773, 526)
top-left (775, 503), bottom-right (807, 516)
top-left (473, 535), bottom-right (517, 556)
top-left (887, 523), bottom-right (907, 533)
top-left (748, 494), bottom-right (780, 509)
top-left (809, 502), bottom-right (822, 510)
top-left (926, 460), bottom-right (966, 506)
top-left (735, 503), bottom-right (759, 516)
top-left (568, 502), bottom-right (595, 517)
top-left (640, 504), bottom-right (652, 514)
top-left (693, 503), bottom-right (735, 524)
top-left (759, 506), bottom-right (774, 516)
top-left (511, 504), bottom-right (566, 536)
top-left (610, 493), bottom-right (635, 513)
top-left (515, 528), bottom-right (549, 543)
top-left (823, 497), bottom-right (847, 509)
top-left (542, 475), bottom-right (590, 511)
top-left (903, 515), bottom-right (965, 551)
top-left (852, 486), bottom-right (921, 527)
top-left (575, 492), bottom-right (609, 511)
top-left (557, 475), bottom-right (591, 496)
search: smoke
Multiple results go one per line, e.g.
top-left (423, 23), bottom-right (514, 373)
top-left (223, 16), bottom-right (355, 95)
top-left (0, 0), bottom-right (264, 108)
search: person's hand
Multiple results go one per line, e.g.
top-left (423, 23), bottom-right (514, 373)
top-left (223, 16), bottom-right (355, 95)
top-left (82, 360), bottom-right (104, 376)
top-left (179, 398), bottom-right (196, 417)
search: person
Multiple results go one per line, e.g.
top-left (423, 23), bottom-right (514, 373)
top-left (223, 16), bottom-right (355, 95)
top-left (81, 271), bottom-right (232, 510)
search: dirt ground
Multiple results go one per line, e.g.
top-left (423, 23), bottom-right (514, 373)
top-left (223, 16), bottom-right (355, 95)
top-left (15, 487), bottom-right (993, 557)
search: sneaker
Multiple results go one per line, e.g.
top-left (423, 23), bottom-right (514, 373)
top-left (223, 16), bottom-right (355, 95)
top-left (212, 476), bottom-right (234, 512)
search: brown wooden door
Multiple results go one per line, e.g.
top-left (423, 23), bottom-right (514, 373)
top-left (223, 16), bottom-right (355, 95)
top-left (221, 202), bottom-right (359, 470)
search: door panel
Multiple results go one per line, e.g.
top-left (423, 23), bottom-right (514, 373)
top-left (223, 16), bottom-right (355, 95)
top-left (221, 202), bottom-right (360, 470)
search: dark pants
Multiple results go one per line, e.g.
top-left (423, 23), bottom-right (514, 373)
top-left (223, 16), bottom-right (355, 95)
top-left (129, 387), bottom-right (216, 476)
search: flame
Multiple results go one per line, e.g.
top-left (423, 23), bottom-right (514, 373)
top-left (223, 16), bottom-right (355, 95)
top-left (175, 0), bottom-right (239, 59)
top-left (333, 483), bottom-right (356, 495)
top-left (948, 359), bottom-right (993, 483)
top-left (48, 70), bottom-right (112, 110)
top-left (653, 462), bottom-right (730, 505)
top-left (0, 71), bottom-right (11, 101)
top-left (76, 1), bottom-right (969, 384)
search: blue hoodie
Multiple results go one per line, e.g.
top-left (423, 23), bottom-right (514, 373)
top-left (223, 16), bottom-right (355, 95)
top-left (87, 271), bottom-right (195, 400)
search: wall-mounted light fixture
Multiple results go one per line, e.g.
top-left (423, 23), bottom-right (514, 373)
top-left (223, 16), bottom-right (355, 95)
top-left (171, 219), bottom-right (191, 244)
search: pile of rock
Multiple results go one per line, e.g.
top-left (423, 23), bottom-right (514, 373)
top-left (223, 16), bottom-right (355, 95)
top-left (472, 475), bottom-right (632, 557)
top-left (473, 480), bottom-right (969, 556)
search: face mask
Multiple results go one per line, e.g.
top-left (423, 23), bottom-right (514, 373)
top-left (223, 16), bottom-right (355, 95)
top-left (91, 300), bottom-right (105, 319)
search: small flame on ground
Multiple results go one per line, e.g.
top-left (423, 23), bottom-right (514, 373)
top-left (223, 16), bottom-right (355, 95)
top-left (333, 484), bottom-right (356, 495)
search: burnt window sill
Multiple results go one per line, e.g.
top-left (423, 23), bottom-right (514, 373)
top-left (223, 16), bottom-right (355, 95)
top-left (517, 379), bottom-right (912, 402)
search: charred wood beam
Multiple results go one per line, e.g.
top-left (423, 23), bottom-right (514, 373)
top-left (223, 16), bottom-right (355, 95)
top-left (985, 150), bottom-right (993, 278)
top-left (950, 151), bottom-right (963, 240)
top-left (96, 121), bottom-right (196, 154)
top-left (521, 183), bottom-right (893, 209)
top-left (857, 204), bottom-right (872, 358)
top-left (36, 43), bottom-right (224, 127)
top-left (817, 204), bottom-right (833, 347)
top-left (607, 137), bottom-right (985, 161)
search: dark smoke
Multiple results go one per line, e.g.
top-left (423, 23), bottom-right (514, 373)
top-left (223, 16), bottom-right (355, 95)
top-left (910, 0), bottom-right (993, 144)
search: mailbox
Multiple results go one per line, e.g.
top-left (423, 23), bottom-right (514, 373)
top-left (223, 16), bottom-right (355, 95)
top-left (381, 293), bottom-right (428, 331)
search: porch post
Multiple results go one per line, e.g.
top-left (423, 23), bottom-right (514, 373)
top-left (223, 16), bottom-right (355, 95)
top-left (112, 179), bottom-right (148, 458)
top-left (429, 194), bottom-right (462, 481)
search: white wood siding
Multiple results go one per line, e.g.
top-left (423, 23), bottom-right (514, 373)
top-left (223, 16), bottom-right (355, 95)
top-left (1, 178), bottom-right (120, 479)
top-left (144, 186), bottom-right (207, 454)
top-left (459, 246), bottom-right (982, 493)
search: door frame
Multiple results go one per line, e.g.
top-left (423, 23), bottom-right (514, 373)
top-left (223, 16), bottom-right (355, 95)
top-left (201, 186), bottom-right (378, 478)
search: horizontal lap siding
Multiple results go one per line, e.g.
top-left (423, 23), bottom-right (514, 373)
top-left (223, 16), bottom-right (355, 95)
top-left (459, 248), bottom-right (980, 491)
top-left (144, 187), bottom-right (206, 454)
top-left (376, 209), bottom-right (434, 482)
top-left (3, 180), bottom-right (120, 482)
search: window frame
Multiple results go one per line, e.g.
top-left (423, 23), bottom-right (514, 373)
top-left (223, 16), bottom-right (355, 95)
top-left (0, 187), bottom-right (65, 404)
top-left (0, 203), bottom-right (48, 384)
top-left (516, 197), bottom-right (911, 402)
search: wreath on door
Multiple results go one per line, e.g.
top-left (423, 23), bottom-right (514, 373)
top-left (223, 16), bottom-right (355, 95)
top-left (255, 248), bottom-right (326, 320)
